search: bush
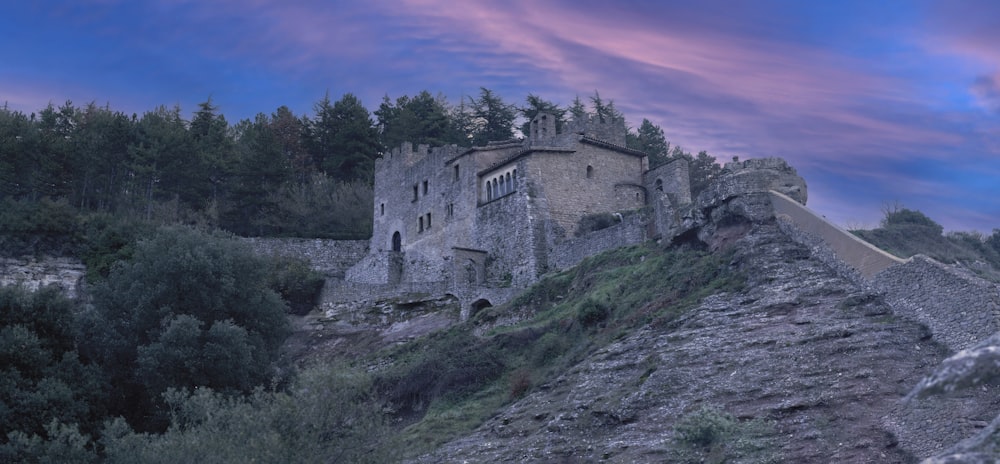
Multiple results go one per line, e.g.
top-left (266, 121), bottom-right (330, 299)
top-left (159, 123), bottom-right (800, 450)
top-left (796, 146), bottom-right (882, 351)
top-left (102, 364), bottom-right (395, 464)
top-left (80, 226), bottom-right (290, 430)
top-left (576, 297), bottom-right (610, 327)
top-left (268, 256), bottom-right (325, 315)
top-left (0, 197), bottom-right (81, 257)
top-left (669, 405), bottom-right (775, 464)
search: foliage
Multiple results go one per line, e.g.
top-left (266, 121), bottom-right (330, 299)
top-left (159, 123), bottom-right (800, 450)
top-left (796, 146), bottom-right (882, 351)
top-left (852, 207), bottom-right (1000, 278)
top-left (0, 286), bottom-right (108, 443)
top-left (376, 91), bottom-right (463, 149)
top-left (469, 87), bottom-right (517, 146)
top-left (268, 255), bottom-right (326, 315)
top-left (376, 329), bottom-right (504, 416)
top-left (101, 364), bottom-right (395, 464)
top-left (79, 226), bottom-right (290, 430)
top-left (668, 405), bottom-right (776, 464)
top-left (383, 244), bottom-right (744, 457)
top-left (627, 118), bottom-right (670, 167)
top-left (0, 197), bottom-right (81, 257)
top-left (575, 211), bottom-right (622, 236)
top-left (0, 420), bottom-right (98, 464)
top-left (519, 94), bottom-right (565, 136)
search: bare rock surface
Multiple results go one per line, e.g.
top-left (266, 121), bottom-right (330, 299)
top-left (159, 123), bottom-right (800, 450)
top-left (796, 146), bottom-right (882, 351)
top-left (410, 225), bottom-right (1000, 463)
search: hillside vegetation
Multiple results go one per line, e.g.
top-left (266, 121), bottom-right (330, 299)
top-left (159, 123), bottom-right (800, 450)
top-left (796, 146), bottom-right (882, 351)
top-left (851, 206), bottom-right (1000, 280)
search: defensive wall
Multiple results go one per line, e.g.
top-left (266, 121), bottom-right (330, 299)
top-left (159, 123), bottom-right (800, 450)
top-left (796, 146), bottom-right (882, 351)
top-left (873, 256), bottom-right (1000, 352)
top-left (769, 190), bottom-right (903, 280)
top-left (768, 189), bottom-right (1000, 353)
top-left (241, 237), bottom-right (368, 278)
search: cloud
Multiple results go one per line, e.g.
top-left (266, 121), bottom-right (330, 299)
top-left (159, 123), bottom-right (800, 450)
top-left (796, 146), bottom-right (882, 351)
top-left (970, 75), bottom-right (1000, 113)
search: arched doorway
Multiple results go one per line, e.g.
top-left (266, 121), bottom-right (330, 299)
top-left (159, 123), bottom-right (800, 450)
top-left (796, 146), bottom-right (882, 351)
top-left (470, 298), bottom-right (492, 317)
top-left (391, 231), bottom-right (401, 252)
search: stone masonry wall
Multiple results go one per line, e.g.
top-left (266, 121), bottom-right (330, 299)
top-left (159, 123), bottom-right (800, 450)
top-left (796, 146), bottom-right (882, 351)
top-left (549, 213), bottom-right (648, 270)
top-left (242, 237), bottom-right (368, 278)
top-left (526, 144), bottom-right (645, 237)
top-left (872, 256), bottom-right (1000, 352)
top-left (769, 190), bottom-right (902, 280)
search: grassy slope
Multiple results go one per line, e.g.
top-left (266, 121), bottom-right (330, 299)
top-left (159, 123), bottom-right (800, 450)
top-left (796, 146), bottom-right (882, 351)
top-left (370, 242), bottom-right (745, 457)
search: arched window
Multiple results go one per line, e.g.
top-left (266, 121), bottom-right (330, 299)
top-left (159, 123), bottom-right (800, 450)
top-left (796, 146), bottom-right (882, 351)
top-left (505, 173), bottom-right (512, 193)
top-left (391, 231), bottom-right (401, 252)
top-left (492, 179), bottom-right (499, 198)
top-left (487, 183), bottom-right (492, 201)
top-left (655, 179), bottom-right (663, 192)
top-left (586, 165), bottom-right (594, 178)
top-left (499, 176), bottom-right (505, 196)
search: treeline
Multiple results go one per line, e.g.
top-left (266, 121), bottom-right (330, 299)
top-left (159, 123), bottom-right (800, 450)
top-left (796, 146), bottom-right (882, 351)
top-left (1, 89), bottom-right (715, 241)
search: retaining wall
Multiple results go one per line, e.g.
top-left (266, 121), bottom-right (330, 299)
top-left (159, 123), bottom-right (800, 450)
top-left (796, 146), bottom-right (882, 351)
top-left (769, 190), bottom-right (903, 279)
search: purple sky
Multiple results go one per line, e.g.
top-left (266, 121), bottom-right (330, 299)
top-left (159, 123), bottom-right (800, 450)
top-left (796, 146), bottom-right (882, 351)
top-left (3, 0), bottom-right (998, 232)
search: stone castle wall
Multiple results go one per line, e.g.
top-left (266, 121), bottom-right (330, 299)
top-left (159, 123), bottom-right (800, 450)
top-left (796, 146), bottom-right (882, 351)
top-left (525, 144), bottom-right (645, 237)
top-left (549, 212), bottom-right (649, 271)
top-left (241, 237), bottom-right (368, 278)
top-left (873, 256), bottom-right (1000, 352)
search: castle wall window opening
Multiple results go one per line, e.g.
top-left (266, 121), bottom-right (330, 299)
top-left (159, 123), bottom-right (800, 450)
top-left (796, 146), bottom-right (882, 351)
top-left (419, 216), bottom-right (424, 232)
top-left (380, 203), bottom-right (385, 215)
top-left (454, 164), bottom-right (459, 181)
top-left (426, 212), bottom-right (432, 229)
top-left (423, 180), bottom-right (428, 195)
top-left (586, 165), bottom-right (593, 178)
top-left (412, 184), bottom-right (418, 202)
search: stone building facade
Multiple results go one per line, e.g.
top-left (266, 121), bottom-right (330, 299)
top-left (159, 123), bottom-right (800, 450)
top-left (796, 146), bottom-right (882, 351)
top-left (339, 113), bottom-right (692, 312)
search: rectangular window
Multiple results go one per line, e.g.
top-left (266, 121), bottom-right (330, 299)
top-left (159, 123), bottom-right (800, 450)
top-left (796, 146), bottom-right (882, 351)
top-left (454, 164), bottom-right (460, 181)
top-left (422, 180), bottom-right (428, 195)
top-left (412, 185), bottom-right (418, 202)
top-left (380, 203), bottom-right (385, 216)
top-left (426, 212), bottom-right (431, 228)
top-left (419, 216), bottom-right (424, 232)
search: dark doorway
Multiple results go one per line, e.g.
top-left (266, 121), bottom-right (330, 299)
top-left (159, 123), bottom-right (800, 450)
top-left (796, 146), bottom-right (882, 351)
top-left (470, 298), bottom-right (492, 317)
top-left (391, 231), bottom-right (402, 252)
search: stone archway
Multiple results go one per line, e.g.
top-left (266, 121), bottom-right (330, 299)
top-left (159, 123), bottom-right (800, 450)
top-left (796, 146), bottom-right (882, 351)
top-left (391, 231), bottom-right (401, 252)
top-left (470, 298), bottom-right (492, 317)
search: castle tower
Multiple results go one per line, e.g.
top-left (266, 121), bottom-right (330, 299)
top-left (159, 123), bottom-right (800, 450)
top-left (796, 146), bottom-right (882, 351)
top-left (529, 112), bottom-right (558, 143)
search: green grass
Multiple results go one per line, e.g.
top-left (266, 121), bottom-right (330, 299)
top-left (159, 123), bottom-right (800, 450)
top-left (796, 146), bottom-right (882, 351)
top-left (372, 242), bottom-right (746, 458)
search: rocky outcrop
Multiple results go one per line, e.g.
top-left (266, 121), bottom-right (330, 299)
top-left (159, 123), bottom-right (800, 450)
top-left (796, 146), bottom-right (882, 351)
top-left (0, 257), bottom-right (85, 298)
top-left (410, 224), bottom-right (998, 462)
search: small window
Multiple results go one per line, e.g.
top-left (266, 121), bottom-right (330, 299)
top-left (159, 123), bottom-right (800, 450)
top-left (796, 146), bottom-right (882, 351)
top-left (586, 165), bottom-right (593, 178)
top-left (655, 179), bottom-right (663, 192)
top-left (412, 184), bottom-right (418, 201)
top-left (426, 213), bottom-right (431, 228)
top-left (380, 203), bottom-right (385, 215)
top-left (423, 180), bottom-right (428, 195)
top-left (454, 164), bottom-right (460, 181)
top-left (419, 216), bottom-right (424, 232)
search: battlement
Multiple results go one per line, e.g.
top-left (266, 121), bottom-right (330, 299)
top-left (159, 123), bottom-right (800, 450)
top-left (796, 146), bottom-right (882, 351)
top-left (565, 113), bottom-right (627, 145)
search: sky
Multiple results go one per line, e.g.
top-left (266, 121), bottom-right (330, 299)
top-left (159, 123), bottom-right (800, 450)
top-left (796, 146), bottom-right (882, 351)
top-left (2, 0), bottom-right (998, 232)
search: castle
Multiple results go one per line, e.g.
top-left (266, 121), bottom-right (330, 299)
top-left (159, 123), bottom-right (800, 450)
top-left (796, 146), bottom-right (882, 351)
top-left (335, 112), bottom-right (693, 314)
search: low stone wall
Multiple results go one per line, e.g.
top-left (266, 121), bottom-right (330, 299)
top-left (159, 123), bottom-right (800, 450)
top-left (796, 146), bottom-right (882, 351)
top-left (770, 190), bottom-right (902, 279)
top-left (241, 237), bottom-right (368, 278)
top-left (0, 257), bottom-right (86, 298)
top-left (549, 213), bottom-right (648, 271)
top-left (873, 256), bottom-right (1000, 352)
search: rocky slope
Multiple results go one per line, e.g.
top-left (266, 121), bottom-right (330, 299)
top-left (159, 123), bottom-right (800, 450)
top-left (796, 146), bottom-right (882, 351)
top-left (407, 223), bottom-right (1000, 463)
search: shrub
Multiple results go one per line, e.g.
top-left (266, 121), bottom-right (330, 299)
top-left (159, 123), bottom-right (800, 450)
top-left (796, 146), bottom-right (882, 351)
top-left (675, 405), bottom-right (737, 448)
top-left (576, 297), bottom-right (610, 327)
top-left (80, 226), bottom-right (290, 430)
top-left (268, 256), bottom-right (325, 315)
top-left (0, 197), bottom-right (81, 257)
